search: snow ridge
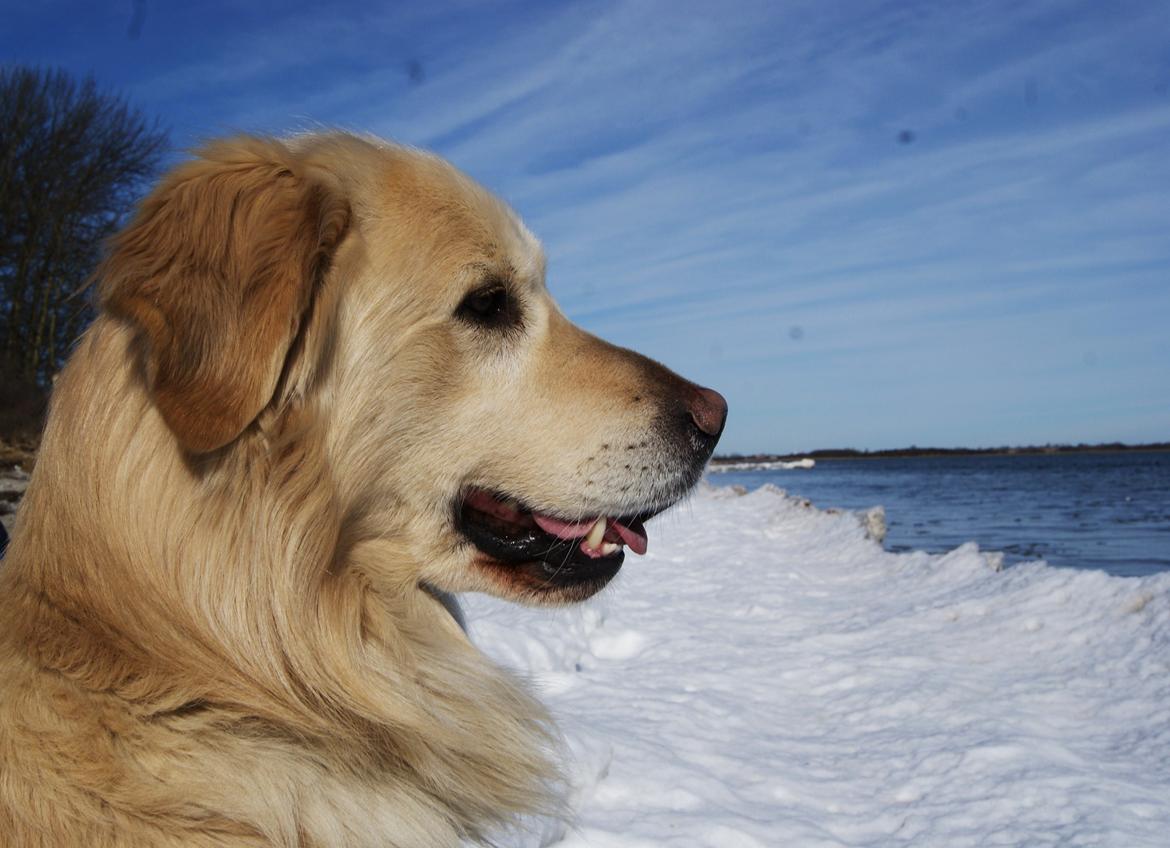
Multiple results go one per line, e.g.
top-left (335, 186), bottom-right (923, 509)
top-left (465, 483), bottom-right (1170, 847)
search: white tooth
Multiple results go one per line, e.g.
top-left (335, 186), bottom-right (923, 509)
top-left (586, 517), bottom-right (606, 549)
top-left (600, 542), bottom-right (621, 555)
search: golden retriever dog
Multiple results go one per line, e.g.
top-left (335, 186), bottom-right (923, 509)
top-left (0, 133), bottom-right (726, 846)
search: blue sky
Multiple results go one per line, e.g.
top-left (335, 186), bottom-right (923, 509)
top-left (5, 0), bottom-right (1169, 453)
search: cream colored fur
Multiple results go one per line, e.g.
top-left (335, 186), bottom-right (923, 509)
top-left (0, 132), bottom-right (709, 846)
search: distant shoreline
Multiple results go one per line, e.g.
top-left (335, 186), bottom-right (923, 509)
top-left (711, 442), bottom-right (1170, 465)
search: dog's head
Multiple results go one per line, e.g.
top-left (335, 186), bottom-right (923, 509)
top-left (100, 133), bottom-right (725, 605)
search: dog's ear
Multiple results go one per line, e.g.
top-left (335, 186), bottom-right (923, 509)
top-left (100, 138), bottom-right (350, 453)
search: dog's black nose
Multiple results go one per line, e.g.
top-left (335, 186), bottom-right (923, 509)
top-left (687, 385), bottom-right (728, 439)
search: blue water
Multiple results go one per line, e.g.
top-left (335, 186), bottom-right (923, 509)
top-left (708, 451), bottom-right (1170, 578)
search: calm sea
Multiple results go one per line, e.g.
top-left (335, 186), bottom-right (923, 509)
top-left (707, 451), bottom-right (1170, 578)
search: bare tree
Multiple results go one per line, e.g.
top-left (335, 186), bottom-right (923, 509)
top-left (0, 67), bottom-right (168, 384)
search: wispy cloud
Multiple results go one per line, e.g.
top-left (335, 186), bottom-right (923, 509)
top-left (7, 0), bottom-right (1169, 450)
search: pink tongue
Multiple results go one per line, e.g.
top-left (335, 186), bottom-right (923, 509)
top-left (610, 519), bottom-right (648, 556)
top-left (466, 490), bottom-right (651, 556)
top-left (532, 512), bottom-right (597, 540)
top-left (531, 512), bottom-right (649, 556)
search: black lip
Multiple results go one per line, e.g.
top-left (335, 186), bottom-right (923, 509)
top-left (465, 523), bottom-right (625, 589)
top-left (455, 491), bottom-right (665, 587)
top-left (459, 513), bottom-right (627, 571)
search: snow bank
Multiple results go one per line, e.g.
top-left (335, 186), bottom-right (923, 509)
top-left (465, 483), bottom-right (1170, 847)
top-left (708, 458), bottom-right (816, 471)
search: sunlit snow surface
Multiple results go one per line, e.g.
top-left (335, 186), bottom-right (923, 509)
top-left (464, 483), bottom-right (1170, 847)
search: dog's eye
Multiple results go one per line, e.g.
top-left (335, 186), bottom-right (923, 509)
top-left (456, 285), bottom-right (518, 329)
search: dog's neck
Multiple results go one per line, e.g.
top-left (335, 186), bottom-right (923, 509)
top-left (2, 318), bottom-right (562, 843)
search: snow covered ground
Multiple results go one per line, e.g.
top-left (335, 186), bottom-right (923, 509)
top-left (466, 483), bottom-right (1170, 847)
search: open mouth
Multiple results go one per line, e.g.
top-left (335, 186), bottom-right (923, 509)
top-left (456, 488), bottom-right (662, 591)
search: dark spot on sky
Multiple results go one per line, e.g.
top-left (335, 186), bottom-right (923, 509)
top-left (897, 129), bottom-right (915, 145)
top-left (789, 325), bottom-right (805, 341)
top-left (407, 59), bottom-right (425, 86)
top-left (127, 0), bottom-right (146, 39)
